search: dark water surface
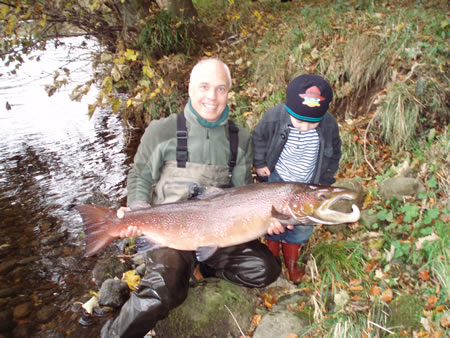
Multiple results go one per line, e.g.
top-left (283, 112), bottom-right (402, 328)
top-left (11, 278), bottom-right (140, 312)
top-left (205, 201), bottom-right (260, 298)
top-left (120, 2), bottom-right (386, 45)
top-left (0, 37), bottom-right (129, 336)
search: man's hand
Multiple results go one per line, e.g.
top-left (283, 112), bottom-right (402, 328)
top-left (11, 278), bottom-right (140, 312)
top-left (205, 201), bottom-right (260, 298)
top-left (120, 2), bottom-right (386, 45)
top-left (267, 219), bottom-right (294, 236)
top-left (256, 166), bottom-right (271, 177)
top-left (116, 201), bottom-right (150, 238)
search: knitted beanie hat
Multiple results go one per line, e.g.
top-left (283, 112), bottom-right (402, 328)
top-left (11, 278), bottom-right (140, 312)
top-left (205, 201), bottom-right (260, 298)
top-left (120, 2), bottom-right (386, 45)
top-left (285, 74), bottom-right (333, 122)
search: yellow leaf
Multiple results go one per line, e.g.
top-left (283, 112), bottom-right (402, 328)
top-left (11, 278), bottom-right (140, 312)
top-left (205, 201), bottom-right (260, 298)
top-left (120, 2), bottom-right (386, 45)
top-left (122, 270), bottom-right (141, 290)
top-left (253, 10), bottom-right (262, 21)
top-left (126, 99), bottom-right (133, 108)
top-left (394, 23), bottom-right (403, 31)
top-left (124, 49), bottom-right (139, 61)
top-left (112, 98), bottom-right (121, 114)
top-left (204, 51), bottom-right (212, 56)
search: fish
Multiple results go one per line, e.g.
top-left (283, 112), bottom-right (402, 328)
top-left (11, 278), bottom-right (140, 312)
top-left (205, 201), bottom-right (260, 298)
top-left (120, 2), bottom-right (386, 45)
top-left (75, 182), bottom-right (361, 260)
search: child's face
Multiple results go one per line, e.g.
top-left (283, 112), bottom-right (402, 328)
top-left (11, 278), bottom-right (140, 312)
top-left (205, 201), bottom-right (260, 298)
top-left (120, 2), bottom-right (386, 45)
top-left (290, 116), bottom-right (320, 132)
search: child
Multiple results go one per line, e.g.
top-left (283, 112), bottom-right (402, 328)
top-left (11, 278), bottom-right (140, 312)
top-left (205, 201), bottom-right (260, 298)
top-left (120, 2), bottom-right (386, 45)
top-left (252, 74), bottom-right (342, 283)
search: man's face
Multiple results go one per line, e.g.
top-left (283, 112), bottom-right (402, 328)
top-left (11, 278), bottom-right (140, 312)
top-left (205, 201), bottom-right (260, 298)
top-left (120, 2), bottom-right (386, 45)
top-left (189, 61), bottom-right (229, 122)
top-left (290, 115), bottom-right (320, 132)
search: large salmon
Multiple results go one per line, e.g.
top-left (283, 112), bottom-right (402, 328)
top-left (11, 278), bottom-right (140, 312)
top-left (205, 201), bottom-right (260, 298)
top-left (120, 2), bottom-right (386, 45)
top-left (75, 182), bottom-right (360, 259)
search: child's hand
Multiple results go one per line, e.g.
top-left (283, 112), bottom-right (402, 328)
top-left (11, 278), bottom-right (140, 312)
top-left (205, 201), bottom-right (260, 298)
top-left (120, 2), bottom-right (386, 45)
top-left (267, 220), bottom-right (294, 235)
top-left (256, 167), bottom-right (271, 177)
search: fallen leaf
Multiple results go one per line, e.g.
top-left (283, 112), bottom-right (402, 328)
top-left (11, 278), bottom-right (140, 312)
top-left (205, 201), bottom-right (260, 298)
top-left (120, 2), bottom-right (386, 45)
top-left (418, 269), bottom-right (430, 281)
top-left (370, 285), bottom-right (381, 296)
top-left (122, 270), bottom-right (141, 290)
top-left (251, 314), bottom-right (262, 326)
top-left (440, 313), bottom-right (449, 328)
top-left (381, 288), bottom-right (393, 302)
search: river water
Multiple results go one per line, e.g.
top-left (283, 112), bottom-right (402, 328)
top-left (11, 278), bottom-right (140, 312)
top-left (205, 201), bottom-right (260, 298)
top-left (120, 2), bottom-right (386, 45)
top-left (0, 37), bottom-right (130, 336)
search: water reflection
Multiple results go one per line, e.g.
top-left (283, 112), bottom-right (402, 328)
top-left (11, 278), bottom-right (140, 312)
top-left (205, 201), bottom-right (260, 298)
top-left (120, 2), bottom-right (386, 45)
top-left (0, 37), bottom-right (128, 336)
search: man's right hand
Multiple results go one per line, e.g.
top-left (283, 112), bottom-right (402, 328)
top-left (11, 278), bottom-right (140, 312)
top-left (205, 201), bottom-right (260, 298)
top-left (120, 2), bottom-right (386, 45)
top-left (116, 201), bottom-right (150, 238)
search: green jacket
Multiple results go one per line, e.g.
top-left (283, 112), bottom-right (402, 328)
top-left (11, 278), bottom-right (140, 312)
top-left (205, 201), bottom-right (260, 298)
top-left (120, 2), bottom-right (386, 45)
top-left (126, 103), bottom-right (253, 205)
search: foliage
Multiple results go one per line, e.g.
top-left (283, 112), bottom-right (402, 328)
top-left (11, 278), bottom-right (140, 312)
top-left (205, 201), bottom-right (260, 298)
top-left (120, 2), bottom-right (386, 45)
top-left (138, 10), bottom-right (197, 59)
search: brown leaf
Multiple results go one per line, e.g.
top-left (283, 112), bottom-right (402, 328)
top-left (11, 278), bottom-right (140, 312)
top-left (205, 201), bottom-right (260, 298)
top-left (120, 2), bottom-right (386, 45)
top-left (418, 269), bottom-right (430, 281)
top-left (381, 288), bottom-right (393, 302)
top-left (251, 314), bottom-right (262, 326)
top-left (370, 285), bottom-right (381, 296)
top-left (440, 313), bottom-right (450, 328)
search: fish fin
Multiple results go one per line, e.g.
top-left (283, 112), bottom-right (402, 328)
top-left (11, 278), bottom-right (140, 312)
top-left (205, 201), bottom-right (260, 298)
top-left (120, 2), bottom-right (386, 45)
top-left (195, 246), bottom-right (218, 262)
top-left (75, 205), bottom-right (116, 257)
top-left (135, 236), bottom-right (160, 253)
top-left (192, 186), bottom-right (225, 200)
top-left (271, 206), bottom-right (292, 220)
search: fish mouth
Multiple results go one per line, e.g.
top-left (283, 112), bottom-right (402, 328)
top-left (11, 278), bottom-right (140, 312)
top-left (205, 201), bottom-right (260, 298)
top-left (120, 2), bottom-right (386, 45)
top-left (307, 189), bottom-right (361, 225)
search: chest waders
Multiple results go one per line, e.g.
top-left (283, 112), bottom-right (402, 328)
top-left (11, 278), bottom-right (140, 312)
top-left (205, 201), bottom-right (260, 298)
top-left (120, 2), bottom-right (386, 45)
top-left (152, 113), bottom-right (239, 205)
top-left (103, 113), bottom-right (281, 338)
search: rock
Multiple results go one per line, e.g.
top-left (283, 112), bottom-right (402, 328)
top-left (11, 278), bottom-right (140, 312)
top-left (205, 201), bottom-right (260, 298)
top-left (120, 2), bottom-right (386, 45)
top-left (13, 323), bottom-right (33, 337)
top-left (91, 255), bottom-right (133, 287)
top-left (155, 278), bottom-right (259, 337)
top-left (359, 209), bottom-right (379, 228)
top-left (98, 279), bottom-right (130, 308)
top-left (379, 177), bottom-right (426, 201)
top-left (253, 309), bottom-right (309, 338)
top-left (0, 309), bottom-right (16, 333)
top-left (13, 302), bottom-right (33, 320)
top-left (0, 286), bottom-right (20, 298)
top-left (388, 294), bottom-right (423, 330)
top-left (36, 305), bottom-right (57, 324)
top-left (0, 260), bottom-right (18, 275)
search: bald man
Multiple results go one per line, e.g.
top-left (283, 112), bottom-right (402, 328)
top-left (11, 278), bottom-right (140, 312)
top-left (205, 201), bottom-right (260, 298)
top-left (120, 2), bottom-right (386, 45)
top-left (102, 59), bottom-right (282, 338)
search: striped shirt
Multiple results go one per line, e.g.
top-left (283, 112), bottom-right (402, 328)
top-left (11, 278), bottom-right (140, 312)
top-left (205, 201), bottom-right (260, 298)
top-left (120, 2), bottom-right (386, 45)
top-left (275, 126), bottom-right (320, 183)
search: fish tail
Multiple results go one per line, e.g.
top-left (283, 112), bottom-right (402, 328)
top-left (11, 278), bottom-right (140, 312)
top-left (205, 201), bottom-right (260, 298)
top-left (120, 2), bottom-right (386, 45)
top-left (75, 205), bottom-right (117, 257)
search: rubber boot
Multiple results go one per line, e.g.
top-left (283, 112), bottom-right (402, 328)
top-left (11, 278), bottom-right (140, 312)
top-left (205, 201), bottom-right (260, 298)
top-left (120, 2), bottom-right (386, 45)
top-left (265, 239), bottom-right (281, 257)
top-left (281, 243), bottom-right (305, 284)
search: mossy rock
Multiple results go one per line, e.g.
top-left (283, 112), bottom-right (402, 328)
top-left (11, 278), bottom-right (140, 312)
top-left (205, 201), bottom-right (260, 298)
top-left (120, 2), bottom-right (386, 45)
top-left (155, 278), bottom-right (259, 337)
top-left (388, 294), bottom-right (423, 331)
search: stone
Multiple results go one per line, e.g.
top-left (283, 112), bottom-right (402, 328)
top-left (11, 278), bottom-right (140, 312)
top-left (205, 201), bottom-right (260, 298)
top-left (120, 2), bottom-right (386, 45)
top-left (36, 305), bottom-right (57, 324)
top-left (379, 177), bottom-right (426, 201)
top-left (0, 309), bottom-right (16, 333)
top-left (155, 278), bottom-right (259, 337)
top-left (388, 294), bottom-right (423, 330)
top-left (13, 302), bottom-right (33, 320)
top-left (98, 279), bottom-right (130, 308)
top-left (253, 310), bottom-right (309, 338)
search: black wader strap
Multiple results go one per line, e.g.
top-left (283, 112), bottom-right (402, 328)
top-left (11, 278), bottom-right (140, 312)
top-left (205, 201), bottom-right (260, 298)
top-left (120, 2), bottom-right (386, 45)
top-left (227, 119), bottom-right (239, 178)
top-left (176, 113), bottom-right (188, 168)
top-left (176, 113), bottom-right (239, 177)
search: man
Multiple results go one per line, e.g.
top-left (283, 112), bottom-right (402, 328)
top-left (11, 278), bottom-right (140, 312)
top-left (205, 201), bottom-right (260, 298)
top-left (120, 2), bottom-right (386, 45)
top-left (102, 58), bottom-right (283, 337)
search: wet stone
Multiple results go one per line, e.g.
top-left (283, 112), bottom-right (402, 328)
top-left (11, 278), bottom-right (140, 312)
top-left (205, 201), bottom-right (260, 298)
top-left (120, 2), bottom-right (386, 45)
top-left (0, 309), bottom-right (16, 333)
top-left (13, 323), bottom-right (33, 337)
top-left (98, 278), bottom-right (130, 308)
top-left (0, 260), bottom-right (18, 275)
top-left (0, 286), bottom-right (20, 298)
top-left (17, 256), bottom-right (40, 265)
top-left (13, 302), bottom-right (33, 320)
top-left (36, 305), bottom-right (57, 323)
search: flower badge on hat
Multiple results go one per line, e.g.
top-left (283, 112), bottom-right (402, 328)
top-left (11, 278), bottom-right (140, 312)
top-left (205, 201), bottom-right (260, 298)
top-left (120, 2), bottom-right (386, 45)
top-left (299, 86), bottom-right (326, 108)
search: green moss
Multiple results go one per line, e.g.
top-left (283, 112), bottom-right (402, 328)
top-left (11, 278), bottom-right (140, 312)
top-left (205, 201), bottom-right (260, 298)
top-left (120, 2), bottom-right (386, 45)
top-left (155, 278), bottom-right (258, 337)
top-left (388, 294), bottom-right (423, 331)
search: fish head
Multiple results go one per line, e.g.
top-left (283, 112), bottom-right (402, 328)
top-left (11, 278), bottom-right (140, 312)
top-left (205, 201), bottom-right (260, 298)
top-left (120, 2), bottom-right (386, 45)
top-left (282, 185), bottom-right (361, 225)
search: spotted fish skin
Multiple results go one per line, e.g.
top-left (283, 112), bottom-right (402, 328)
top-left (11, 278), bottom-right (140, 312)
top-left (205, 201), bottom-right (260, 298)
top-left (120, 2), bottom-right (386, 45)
top-left (75, 182), bottom-right (361, 257)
